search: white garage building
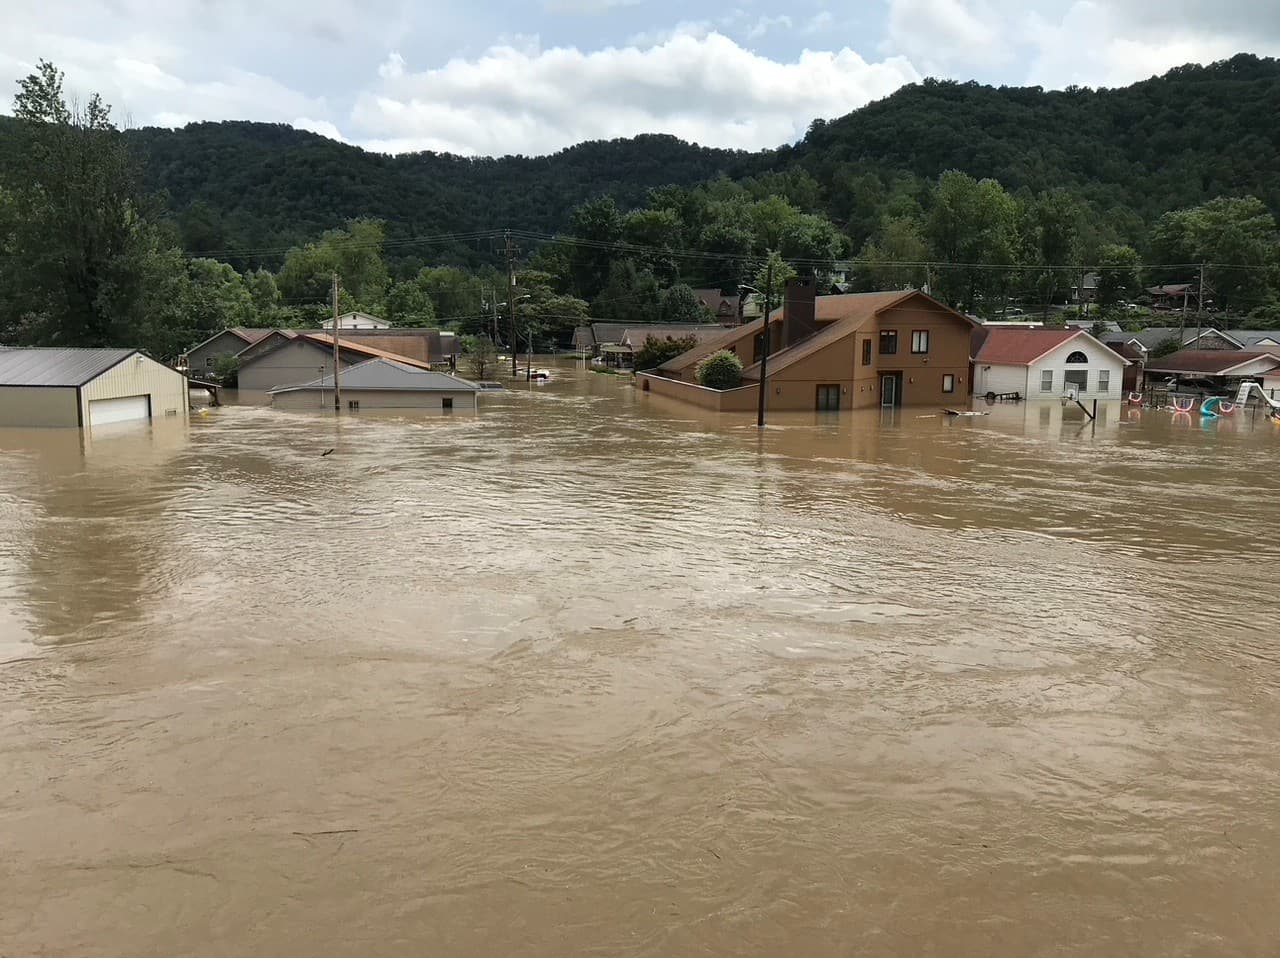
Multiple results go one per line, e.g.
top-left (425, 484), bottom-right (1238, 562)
top-left (0, 348), bottom-right (190, 429)
top-left (974, 328), bottom-right (1128, 400)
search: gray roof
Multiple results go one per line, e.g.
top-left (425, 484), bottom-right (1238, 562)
top-left (268, 358), bottom-right (479, 394)
top-left (1104, 327), bottom-right (1280, 352)
top-left (0, 347), bottom-right (137, 387)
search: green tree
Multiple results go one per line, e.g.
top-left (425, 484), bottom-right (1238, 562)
top-left (186, 257), bottom-right (255, 332)
top-left (696, 349), bottom-right (744, 390)
top-left (461, 334), bottom-right (498, 379)
top-left (385, 279), bottom-right (436, 326)
top-left (926, 171), bottom-right (1018, 312)
top-left (754, 251), bottom-right (797, 307)
top-left (245, 268), bottom-right (281, 316)
top-left (1096, 243), bottom-right (1142, 308)
top-left (1026, 189), bottom-right (1083, 314)
top-left (623, 208), bottom-right (683, 283)
top-left (419, 266), bottom-right (483, 324)
top-left (567, 196), bottom-right (623, 299)
top-left (4, 60), bottom-right (154, 347)
top-left (658, 284), bottom-right (713, 324)
top-left (1150, 196), bottom-right (1279, 313)
top-left (857, 217), bottom-right (928, 290)
top-left (277, 218), bottom-right (389, 311)
top-left (634, 334), bottom-right (698, 370)
top-left (593, 259), bottom-right (660, 323)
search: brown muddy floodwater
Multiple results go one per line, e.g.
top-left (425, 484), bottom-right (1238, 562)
top-left (2, 362), bottom-right (1280, 956)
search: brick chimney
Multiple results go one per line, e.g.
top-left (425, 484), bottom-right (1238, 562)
top-left (782, 277), bottom-right (817, 348)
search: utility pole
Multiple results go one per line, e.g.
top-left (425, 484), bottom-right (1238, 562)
top-left (1196, 262), bottom-right (1206, 344)
top-left (331, 272), bottom-right (342, 413)
top-left (505, 232), bottom-right (520, 377)
top-left (490, 286), bottom-right (499, 344)
top-left (757, 258), bottom-right (774, 429)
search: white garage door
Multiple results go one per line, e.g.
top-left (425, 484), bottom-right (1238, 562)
top-left (88, 395), bottom-right (150, 427)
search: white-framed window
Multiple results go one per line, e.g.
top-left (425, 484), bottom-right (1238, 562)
top-left (942, 374), bottom-right (955, 393)
top-left (1098, 370), bottom-right (1110, 393)
top-left (1040, 369), bottom-right (1054, 392)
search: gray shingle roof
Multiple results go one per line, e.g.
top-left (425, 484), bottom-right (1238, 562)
top-left (268, 358), bottom-right (479, 393)
top-left (0, 347), bottom-right (137, 387)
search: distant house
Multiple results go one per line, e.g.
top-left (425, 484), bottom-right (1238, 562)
top-left (0, 347), bottom-right (189, 429)
top-left (1071, 272), bottom-right (1101, 305)
top-left (1104, 327), bottom-right (1280, 359)
top-left (638, 283), bottom-right (977, 412)
top-left (1144, 350), bottom-right (1280, 387)
top-left (573, 321), bottom-right (729, 358)
top-left (268, 358), bottom-right (480, 412)
top-left (320, 311), bottom-right (391, 330)
top-left (692, 289), bottom-right (749, 324)
top-left (972, 327), bottom-right (1128, 400)
top-left (183, 327), bottom-right (285, 373)
top-left (236, 332), bottom-right (436, 392)
top-left (1146, 284), bottom-right (1199, 311)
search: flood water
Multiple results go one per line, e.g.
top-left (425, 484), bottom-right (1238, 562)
top-left (3, 362), bottom-right (1280, 956)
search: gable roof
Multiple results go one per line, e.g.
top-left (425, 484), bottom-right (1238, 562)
top-left (184, 326), bottom-right (281, 355)
top-left (268, 358), bottom-right (479, 393)
top-left (299, 333), bottom-right (435, 370)
top-left (975, 327), bottom-right (1130, 366)
top-left (974, 328), bottom-right (1082, 365)
top-left (1144, 350), bottom-right (1280, 376)
top-left (745, 291), bottom-right (919, 379)
top-left (0, 347), bottom-right (139, 387)
top-left (620, 325), bottom-right (728, 347)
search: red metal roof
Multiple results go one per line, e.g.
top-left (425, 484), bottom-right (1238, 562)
top-left (973, 327), bottom-right (1081, 365)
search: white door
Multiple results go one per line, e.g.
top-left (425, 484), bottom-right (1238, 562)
top-left (88, 395), bottom-right (150, 426)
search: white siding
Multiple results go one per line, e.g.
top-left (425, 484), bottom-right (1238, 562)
top-left (974, 363), bottom-right (1029, 398)
top-left (1027, 336), bottom-right (1126, 400)
top-left (80, 354), bottom-right (189, 424)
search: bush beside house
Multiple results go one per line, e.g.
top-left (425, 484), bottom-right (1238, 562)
top-left (696, 350), bottom-right (743, 390)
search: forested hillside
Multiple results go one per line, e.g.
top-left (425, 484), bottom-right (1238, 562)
top-left (786, 54), bottom-right (1280, 240)
top-left (3, 56), bottom-right (1279, 363)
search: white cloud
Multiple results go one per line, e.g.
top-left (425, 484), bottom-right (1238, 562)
top-left (884, 0), bottom-right (1013, 72)
top-left (627, 20), bottom-right (713, 48)
top-left (1026, 1), bottom-right (1280, 88)
top-left (544, 0), bottom-right (641, 11)
top-left (804, 11), bottom-right (835, 33)
top-left (746, 15), bottom-right (793, 40)
top-left (351, 31), bottom-right (921, 155)
top-left (378, 52), bottom-right (405, 80)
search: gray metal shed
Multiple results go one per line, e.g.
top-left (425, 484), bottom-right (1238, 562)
top-left (268, 358), bottom-right (481, 412)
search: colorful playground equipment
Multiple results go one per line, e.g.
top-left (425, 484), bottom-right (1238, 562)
top-left (1171, 396), bottom-right (1196, 413)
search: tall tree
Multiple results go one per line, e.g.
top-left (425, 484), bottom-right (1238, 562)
top-left (926, 171), bottom-right (1018, 312)
top-left (1095, 243), bottom-right (1142, 309)
top-left (658, 284), bottom-right (714, 324)
top-left (567, 196), bottom-right (623, 300)
top-left (4, 60), bottom-right (153, 347)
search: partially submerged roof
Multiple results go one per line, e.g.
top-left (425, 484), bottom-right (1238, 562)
top-left (1145, 350), bottom-right (1280, 375)
top-left (0, 347), bottom-right (138, 387)
top-left (299, 333), bottom-right (435, 370)
top-left (268, 358), bottom-right (480, 393)
top-left (620, 325), bottom-right (726, 347)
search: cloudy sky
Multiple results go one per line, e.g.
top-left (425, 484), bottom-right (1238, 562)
top-left (3, 0), bottom-right (1277, 156)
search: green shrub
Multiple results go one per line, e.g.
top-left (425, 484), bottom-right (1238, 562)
top-left (634, 334), bottom-right (698, 371)
top-left (696, 350), bottom-right (743, 390)
top-left (211, 354), bottom-right (241, 385)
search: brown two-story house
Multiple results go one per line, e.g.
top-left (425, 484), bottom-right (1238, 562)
top-left (638, 282), bottom-right (977, 412)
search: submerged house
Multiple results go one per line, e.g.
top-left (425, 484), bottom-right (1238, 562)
top-left (236, 333), bottom-right (437, 392)
top-left (183, 327), bottom-right (286, 373)
top-left (972, 327), bottom-right (1128, 400)
top-left (637, 283), bottom-right (977, 412)
top-left (1144, 350), bottom-right (1280, 389)
top-left (268, 358), bottom-right (480, 411)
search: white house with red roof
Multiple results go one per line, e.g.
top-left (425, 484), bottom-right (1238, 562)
top-left (973, 327), bottom-right (1128, 400)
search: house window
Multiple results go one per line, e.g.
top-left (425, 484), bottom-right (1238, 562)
top-left (1098, 370), bottom-right (1110, 393)
top-left (442, 397), bottom-right (454, 411)
top-left (942, 374), bottom-right (955, 394)
top-left (1040, 370), bottom-right (1054, 392)
top-left (205, 358), bottom-right (214, 368)
top-left (816, 385), bottom-right (840, 411)
top-left (1066, 350), bottom-right (1088, 364)
top-left (911, 330), bottom-right (930, 354)
top-left (862, 338), bottom-right (872, 366)
top-left (879, 330), bottom-right (898, 355)
top-left (347, 400), bottom-right (360, 411)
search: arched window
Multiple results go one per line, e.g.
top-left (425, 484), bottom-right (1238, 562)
top-left (1065, 350), bottom-right (1089, 364)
